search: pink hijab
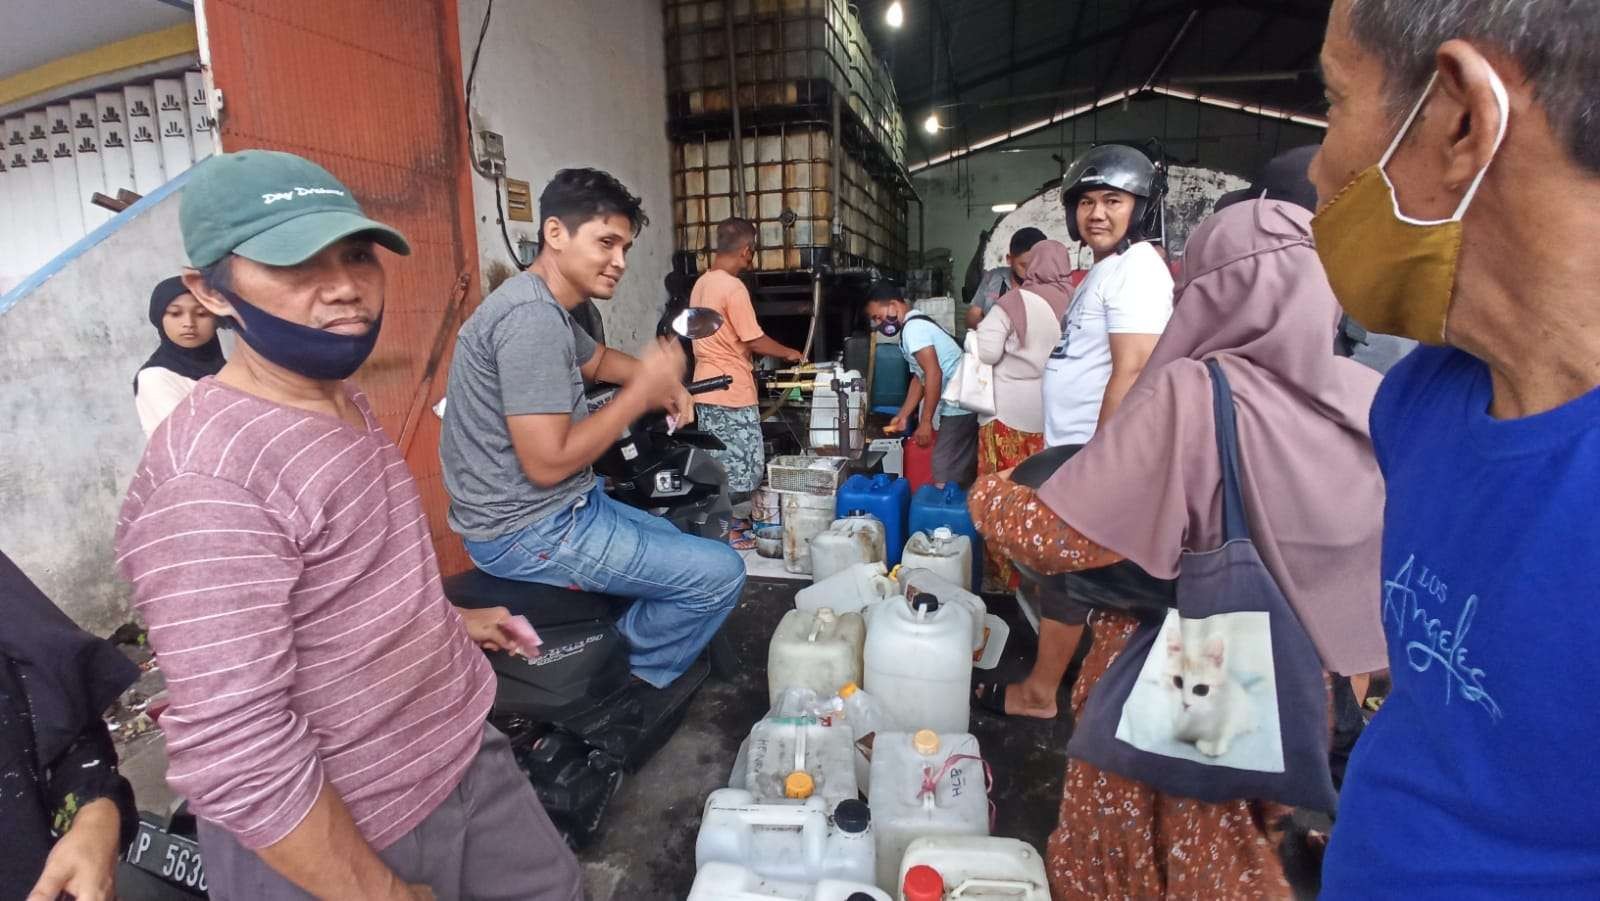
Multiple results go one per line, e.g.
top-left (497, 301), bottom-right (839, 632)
top-left (1035, 200), bottom-right (1387, 674)
top-left (995, 239), bottom-right (1074, 344)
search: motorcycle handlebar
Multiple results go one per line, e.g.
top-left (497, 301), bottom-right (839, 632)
top-left (686, 375), bottom-right (734, 395)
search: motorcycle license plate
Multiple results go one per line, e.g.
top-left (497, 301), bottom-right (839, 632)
top-left (126, 820), bottom-right (208, 894)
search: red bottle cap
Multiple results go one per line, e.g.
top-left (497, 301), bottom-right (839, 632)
top-left (903, 864), bottom-right (944, 901)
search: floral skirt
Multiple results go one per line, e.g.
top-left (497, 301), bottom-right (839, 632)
top-left (976, 419), bottom-right (1045, 591)
top-left (1046, 613), bottom-right (1293, 900)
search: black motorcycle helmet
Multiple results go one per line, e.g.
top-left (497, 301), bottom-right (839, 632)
top-left (1061, 144), bottom-right (1166, 250)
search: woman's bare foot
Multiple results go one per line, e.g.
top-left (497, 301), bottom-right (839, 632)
top-left (974, 680), bottom-right (1058, 719)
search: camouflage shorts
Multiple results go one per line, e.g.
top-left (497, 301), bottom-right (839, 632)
top-left (696, 403), bottom-right (764, 495)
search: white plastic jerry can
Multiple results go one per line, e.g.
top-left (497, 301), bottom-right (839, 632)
top-left (696, 789), bottom-right (877, 887)
top-left (888, 567), bottom-right (989, 656)
top-left (900, 528), bottom-right (973, 591)
top-left (863, 594), bottom-right (974, 735)
top-left (768, 607), bottom-right (867, 706)
top-left (796, 562), bottom-right (896, 616)
top-left (686, 861), bottom-right (891, 900)
top-left (810, 515), bottom-right (888, 582)
top-left (898, 836), bottom-right (1049, 900)
top-left (739, 714), bottom-right (860, 810)
top-left (867, 730), bottom-right (990, 893)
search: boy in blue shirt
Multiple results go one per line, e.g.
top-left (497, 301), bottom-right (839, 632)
top-left (865, 283), bottom-right (977, 487)
top-left (1311, 0), bottom-right (1600, 896)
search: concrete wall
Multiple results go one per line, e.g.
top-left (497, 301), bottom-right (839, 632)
top-left (0, 184), bottom-right (191, 634)
top-left (913, 98), bottom-right (1324, 292)
top-left (458, 0), bottom-right (674, 351)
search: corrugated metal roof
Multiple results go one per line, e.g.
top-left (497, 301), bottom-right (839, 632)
top-left (868, 0), bottom-right (1331, 167)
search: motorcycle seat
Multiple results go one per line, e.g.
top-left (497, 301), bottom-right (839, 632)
top-left (443, 569), bottom-right (631, 629)
top-left (1009, 443), bottom-right (1176, 611)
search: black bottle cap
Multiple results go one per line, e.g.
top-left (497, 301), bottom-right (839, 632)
top-left (833, 798), bottom-right (871, 834)
top-left (911, 591), bottom-right (940, 613)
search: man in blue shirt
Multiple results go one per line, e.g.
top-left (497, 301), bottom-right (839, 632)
top-left (1311, 0), bottom-right (1600, 896)
top-left (865, 282), bottom-right (977, 488)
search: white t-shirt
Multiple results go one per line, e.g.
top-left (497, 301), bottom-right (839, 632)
top-left (1042, 242), bottom-right (1174, 446)
top-left (135, 367), bottom-right (201, 437)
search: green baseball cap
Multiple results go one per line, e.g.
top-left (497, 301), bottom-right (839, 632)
top-left (179, 149), bottom-right (410, 267)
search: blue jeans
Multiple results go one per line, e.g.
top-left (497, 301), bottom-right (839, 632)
top-left (463, 484), bottom-right (745, 687)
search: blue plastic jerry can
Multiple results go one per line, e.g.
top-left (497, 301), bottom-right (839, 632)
top-left (835, 473), bottom-right (910, 567)
top-left (909, 482), bottom-right (984, 589)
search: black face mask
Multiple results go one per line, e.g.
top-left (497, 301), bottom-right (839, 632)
top-left (875, 315), bottom-right (902, 337)
top-left (221, 288), bottom-right (382, 381)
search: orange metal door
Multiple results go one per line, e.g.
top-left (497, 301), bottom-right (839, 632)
top-left (203, 0), bottom-right (482, 574)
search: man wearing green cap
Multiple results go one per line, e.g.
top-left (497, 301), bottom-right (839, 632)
top-left (115, 150), bottom-right (581, 900)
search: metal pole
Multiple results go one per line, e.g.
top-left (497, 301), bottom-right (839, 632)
top-left (725, 6), bottom-right (747, 217)
top-left (831, 90), bottom-right (843, 243)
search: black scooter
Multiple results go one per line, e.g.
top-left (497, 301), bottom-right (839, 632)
top-left (120, 311), bottom-right (744, 895)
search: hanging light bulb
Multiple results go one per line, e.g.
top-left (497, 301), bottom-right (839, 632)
top-left (886, 1), bottom-right (905, 28)
top-left (923, 112), bottom-right (941, 135)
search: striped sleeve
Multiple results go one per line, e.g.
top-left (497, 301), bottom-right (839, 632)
top-left (117, 473), bottom-right (323, 849)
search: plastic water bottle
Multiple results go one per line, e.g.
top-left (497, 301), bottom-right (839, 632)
top-left (831, 682), bottom-right (898, 792)
top-left (838, 683), bottom-right (894, 739)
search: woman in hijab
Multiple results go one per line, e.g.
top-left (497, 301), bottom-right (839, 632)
top-left (2, 550), bottom-right (140, 901)
top-left (970, 239), bottom-right (1074, 590)
top-left (133, 276), bottom-right (225, 436)
top-left (969, 200), bottom-right (1387, 898)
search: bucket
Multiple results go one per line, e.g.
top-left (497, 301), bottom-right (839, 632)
top-left (782, 492), bottom-right (837, 575)
top-left (754, 524), bottom-right (784, 559)
top-left (751, 487), bottom-right (783, 529)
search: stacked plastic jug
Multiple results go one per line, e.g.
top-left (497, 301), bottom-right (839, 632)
top-left (908, 483), bottom-right (984, 590)
top-left (810, 514), bottom-right (887, 582)
top-left (835, 475), bottom-right (910, 566)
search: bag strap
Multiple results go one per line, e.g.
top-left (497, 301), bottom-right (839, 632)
top-left (904, 310), bottom-right (958, 345)
top-left (1204, 357), bottom-right (1250, 543)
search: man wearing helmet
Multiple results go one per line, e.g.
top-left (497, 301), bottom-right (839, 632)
top-left (1043, 144), bottom-right (1175, 448)
top-left (988, 145), bottom-right (1174, 720)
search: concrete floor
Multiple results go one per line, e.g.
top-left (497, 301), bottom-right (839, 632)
top-left (116, 574), bottom-right (1325, 899)
top-left (576, 577), bottom-right (1073, 900)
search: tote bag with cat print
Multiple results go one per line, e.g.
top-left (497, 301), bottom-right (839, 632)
top-left (1064, 359), bottom-right (1339, 814)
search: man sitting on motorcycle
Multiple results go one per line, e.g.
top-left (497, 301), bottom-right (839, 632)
top-left (440, 168), bottom-right (746, 689)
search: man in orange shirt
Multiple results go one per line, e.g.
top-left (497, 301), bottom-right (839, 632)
top-left (691, 218), bottom-right (805, 548)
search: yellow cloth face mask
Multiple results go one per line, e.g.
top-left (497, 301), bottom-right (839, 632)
top-left (1311, 68), bottom-right (1509, 346)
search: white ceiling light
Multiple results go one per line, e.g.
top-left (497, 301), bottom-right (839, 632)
top-left (923, 112), bottom-right (941, 134)
top-left (886, 1), bottom-right (905, 28)
top-left (991, 203), bottom-right (1018, 213)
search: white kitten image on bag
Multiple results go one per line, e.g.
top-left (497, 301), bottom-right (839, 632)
top-left (1167, 633), bottom-right (1258, 757)
top-left (1115, 609), bottom-right (1285, 773)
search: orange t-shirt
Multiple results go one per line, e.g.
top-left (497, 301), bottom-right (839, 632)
top-left (690, 269), bottom-right (765, 407)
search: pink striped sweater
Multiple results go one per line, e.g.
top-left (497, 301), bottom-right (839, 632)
top-left (115, 378), bottom-right (494, 850)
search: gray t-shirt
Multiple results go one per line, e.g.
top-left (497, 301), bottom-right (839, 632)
top-left (974, 267), bottom-right (1013, 314)
top-left (441, 273), bottom-right (598, 541)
